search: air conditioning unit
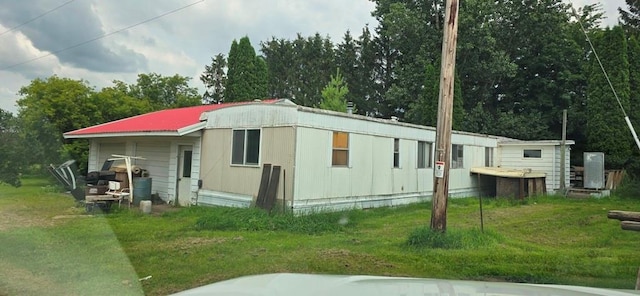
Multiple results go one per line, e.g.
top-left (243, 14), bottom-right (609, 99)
top-left (583, 152), bottom-right (604, 189)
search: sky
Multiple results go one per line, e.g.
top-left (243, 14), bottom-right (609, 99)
top-left (0, 0), bottom-right (627, 114)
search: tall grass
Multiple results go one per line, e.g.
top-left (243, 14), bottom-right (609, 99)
top-left (407, 227), bottom-right (502, 249)
top-left (194, 206), bottom-right (361, 234)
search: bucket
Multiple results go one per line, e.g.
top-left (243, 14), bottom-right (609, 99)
top-left (133, 177), bottom-right (152, 205)
top-left (140, 200), bottom-right (152, 214)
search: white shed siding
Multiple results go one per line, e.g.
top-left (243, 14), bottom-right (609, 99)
top-left (498, 145), bottom-right (555, 192)
top-left (88, 140), bottom-right (99, 172)
top-left (553, 145), bottom-right (571, 190)
top-left (134, 142), bottom-right (171, 200)
top-left (98, 142), bottom-right (126, 167)
top-left (167, 144), bottom-right (178, 203)
top-left (190, 139), bottom-right (202, 204)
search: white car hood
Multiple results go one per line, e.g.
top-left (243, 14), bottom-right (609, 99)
top-left (172, 273), bottom-right (640, 296)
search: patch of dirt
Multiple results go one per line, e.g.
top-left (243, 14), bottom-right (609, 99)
top-left (169, 236), bottom-right (232, 251)
top-left (0, 262), bottom-right (66, 295)
top-left (317, 249), bottom-right (396, 270)
top-left (0, 211), bottom-right (54, 231)
top-left (147, 203), bottom-right (181, 215)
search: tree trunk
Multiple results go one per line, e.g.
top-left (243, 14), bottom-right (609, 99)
top-left (608, 210), bottom-right (640, 222)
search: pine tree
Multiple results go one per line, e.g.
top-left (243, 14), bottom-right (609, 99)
top-left (619, 0), bottom-right (640, 36)
top-left (200, 53), bottom-right (227, 104)
top-left (318, 69), bottom-right (349, 112)
top-left (224, 37), bottom-right (267, 102)
top-left (586, 26), bottom-right (631, 168)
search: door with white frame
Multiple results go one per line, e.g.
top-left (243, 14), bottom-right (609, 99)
top-left (177, 145), bottom-right (193, 206)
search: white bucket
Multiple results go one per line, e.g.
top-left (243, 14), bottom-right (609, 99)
top-left (140, 200), bottom-right (152, 214)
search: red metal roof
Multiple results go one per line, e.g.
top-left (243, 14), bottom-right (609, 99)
top-left (64, 100), bottom-right (277, 137)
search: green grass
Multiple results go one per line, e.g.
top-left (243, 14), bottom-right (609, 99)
top-left (2, 177), bottom-right (640, 295)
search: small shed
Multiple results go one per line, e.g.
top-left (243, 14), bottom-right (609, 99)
top-left (497, 139), bottom-right (573, 194)
top-left (471, 167), bottom-right (547, 198)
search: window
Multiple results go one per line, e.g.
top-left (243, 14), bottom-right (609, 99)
top-left (417, 141), bottom-right (432, 168)
top-left (332, 131), bottom-right (349, 166)
top-left (523, 149), bottom-right (542, 158)
top-left (485, 147), bottom-right (493, 167)
top-left (232, 129), bottom-right (260, 165)
top-left (451, 144), bottom-right (464, 169)
top-left (182, 150), bottom-right (192, 177)
top-left (393, 138), bottom-right (400, 168)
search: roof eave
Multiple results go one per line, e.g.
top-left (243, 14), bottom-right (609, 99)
top-left (177, 122), bottom-right (206, 136)
top-left (63, 131), bottom-right (183, 139)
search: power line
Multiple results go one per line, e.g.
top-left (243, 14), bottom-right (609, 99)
top-left (0, 0), bottom-right (205, 71)
top-left (0, 0), bottom-right (77, 37)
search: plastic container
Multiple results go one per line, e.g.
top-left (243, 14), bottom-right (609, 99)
top-left (140, 200), bottom-right (152, 214)
top-left (132, 177), bottom-right (152, 205)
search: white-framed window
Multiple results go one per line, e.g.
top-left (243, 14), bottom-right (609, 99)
top-left (451, 144), bottom-right (464, 169)
top-left (417, 141), bottom-right (432, 169)
top-left (523, 149), bottom-right (542, 158)
top-left (332, 131), bottom-right (349, 166)
top-left (485, 147), bottom-right (493, 166)
top-left (393, 138), bottom-right (400, 168)
top-left (232, 129), bottom-right (261, 165)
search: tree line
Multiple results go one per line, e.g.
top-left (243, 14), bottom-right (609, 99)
top-left (1, 0), bottom-right (640, 187)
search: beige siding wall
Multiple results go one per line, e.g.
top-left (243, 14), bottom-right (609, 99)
top-left (200, 126), bottom-right (295, 202)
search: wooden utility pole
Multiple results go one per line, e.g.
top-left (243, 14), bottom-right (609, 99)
top-left (431, 0), bottom-right (460, 232)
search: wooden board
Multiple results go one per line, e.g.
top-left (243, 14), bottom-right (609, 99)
top-left (255, 164), bottom-right (272, 208)
top-left (264, 166), bottom-right (281, 212)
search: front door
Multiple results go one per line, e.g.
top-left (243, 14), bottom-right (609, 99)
top-left (177, 145), bottom-right (193, 206)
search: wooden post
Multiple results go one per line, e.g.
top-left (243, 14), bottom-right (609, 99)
top-left (636, 267), bottom-right (640, 290)
top-left (431, 0), bottom-right (460, 232)
top-left (560, 110), bottom-right (567, 191)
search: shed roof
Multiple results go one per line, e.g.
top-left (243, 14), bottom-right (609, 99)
top-left (63, 100), bottom-right (278, 138)
top-left (470, 167), bottom-right (546, 178)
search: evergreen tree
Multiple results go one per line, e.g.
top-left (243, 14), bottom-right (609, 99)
top-left (318, 69), bottom-right (349, 112)
top-left (406, 63), bottom-right (438, 127)
top-left (619, 0), bottom-right (640, 36)
top-left (406, 62), bottom-right (464, 129)
top-left (261, 37), bottom-right (296, 99)
top-left (200, 53), bottom-right (227, 104)
top-left (225, 37), bottom-right (267, 102)
top-left (586, 26), bottom-right (631, 168)
top-left (254, 56), bottom-right (268, 99)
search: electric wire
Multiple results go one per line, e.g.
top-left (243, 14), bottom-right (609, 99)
top-left (0, 0), bottom-right (205, 71)
top-left (0, 0), bottom-right (76, 37)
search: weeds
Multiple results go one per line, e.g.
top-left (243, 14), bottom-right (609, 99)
top-left (194, 206), bottom-right (360, 234)
top-left (407, 227), bottom-right (502, 249)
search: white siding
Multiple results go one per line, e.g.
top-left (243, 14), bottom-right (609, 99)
top-left (293, 126), bottom-right (495, 210)
top-left (198, 103), bottom-right (500, 211)
top-left (87, 140), bottom-right (99, 172)
top-left (134, 142), bottom-right (171, 200)
top-left (97, 142), bottom-right (126, 168)
top-left (498, 145), bottom-right (558, 193)
top-left (190, 139), bottom-right (202, 204)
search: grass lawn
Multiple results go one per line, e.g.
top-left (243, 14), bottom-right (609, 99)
top-left (1, 177), bottom-right (640, 295)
